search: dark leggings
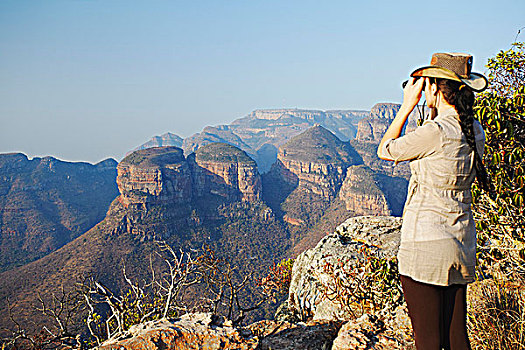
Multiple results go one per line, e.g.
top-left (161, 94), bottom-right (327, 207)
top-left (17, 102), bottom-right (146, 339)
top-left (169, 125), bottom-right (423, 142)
top-left (400, 275), bottom-right (471, 350)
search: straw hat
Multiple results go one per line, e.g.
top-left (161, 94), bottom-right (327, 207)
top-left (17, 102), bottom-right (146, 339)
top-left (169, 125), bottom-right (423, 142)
top-left (410, 53), bottom-right (488, 92)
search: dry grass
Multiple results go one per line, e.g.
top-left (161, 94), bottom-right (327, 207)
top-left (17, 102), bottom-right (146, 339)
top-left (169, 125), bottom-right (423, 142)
top-left (468, 277), bottom-right (525, 350)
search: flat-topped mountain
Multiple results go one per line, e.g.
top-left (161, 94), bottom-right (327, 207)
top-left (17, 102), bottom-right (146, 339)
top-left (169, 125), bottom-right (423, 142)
top-left (231, 108), bottom-right (367, 145)
top-left (191, 143), bottom-right (262, 202)
top-left (0, 153), bottom-right (118, 272)
top-left (117, 147), bottom-right (191, 207)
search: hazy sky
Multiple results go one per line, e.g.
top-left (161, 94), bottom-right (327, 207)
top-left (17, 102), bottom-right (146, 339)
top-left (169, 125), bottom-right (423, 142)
top-left (1, 0), bottom-right (524, 163)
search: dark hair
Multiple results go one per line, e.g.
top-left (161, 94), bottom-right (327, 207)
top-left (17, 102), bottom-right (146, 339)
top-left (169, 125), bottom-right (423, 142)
top-left (430, 78), bottom-right (492, 193)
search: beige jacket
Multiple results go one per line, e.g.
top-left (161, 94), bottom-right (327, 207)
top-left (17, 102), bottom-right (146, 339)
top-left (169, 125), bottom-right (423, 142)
top-left (378, 109), bottom-right (485, 286)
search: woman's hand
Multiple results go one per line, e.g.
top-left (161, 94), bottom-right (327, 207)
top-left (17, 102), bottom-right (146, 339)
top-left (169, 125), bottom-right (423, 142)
top-left (402, 77), bottom-right (425, 110)
top-left (377, 77), bottom-right (425, 161)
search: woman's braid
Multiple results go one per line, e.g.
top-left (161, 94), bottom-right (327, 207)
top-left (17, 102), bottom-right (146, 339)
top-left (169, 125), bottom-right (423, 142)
top-left (437, 79), bottom-right (493, 193)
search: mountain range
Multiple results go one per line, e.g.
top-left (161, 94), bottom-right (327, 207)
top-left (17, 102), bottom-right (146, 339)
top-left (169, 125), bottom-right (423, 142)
top-left (0, 102), bottom-right (414, 333)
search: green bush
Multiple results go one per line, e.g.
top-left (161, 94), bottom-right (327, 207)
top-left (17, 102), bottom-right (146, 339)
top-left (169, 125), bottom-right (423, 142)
top-left (469, 42), bottom-right (525, 350)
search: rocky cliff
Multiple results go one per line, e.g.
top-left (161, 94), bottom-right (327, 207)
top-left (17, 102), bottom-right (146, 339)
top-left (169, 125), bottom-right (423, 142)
top-left (338, 165), bottom-right (391, 216)
top-left (355, 103), bottom-right (400, 142)
top-left (118, 144), bottom-right (262, 207)
top-left (117, 147), bottom-right (192, 207)
top-left (355, 102), bottom-right (422, 143)
top-left (190, 143), bottom-right (262, 202)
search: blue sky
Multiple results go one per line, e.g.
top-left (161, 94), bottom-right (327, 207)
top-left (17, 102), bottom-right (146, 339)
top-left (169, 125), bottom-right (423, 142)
top-left (1, 0), bottom-right (524, 163)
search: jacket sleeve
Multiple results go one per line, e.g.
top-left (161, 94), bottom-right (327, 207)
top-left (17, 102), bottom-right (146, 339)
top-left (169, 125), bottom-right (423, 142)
top-left (378, 120), bottom-right (442, 163)
top-left (474, 120), bottom-right (485, 157)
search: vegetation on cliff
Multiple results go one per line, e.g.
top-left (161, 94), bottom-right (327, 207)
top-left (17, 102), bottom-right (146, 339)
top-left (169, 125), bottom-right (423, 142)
top-left (0, 154), bottom-right (118, 272)
top-left (120, 146), bottom-right (185, 167)
top-left (469, 42), bottom-right (525, 350)
top-left (194, 142), bottom-right (255, 164)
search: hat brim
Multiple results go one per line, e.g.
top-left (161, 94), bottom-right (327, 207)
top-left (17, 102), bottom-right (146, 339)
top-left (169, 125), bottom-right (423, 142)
top-left (410, 66), bottom-right (488, 92)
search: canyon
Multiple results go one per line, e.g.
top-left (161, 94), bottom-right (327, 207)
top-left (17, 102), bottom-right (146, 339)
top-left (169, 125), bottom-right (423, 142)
top-left (0, 102), bottom-right (413, 338)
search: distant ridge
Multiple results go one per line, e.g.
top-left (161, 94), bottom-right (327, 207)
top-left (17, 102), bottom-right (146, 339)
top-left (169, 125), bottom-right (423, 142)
top-left (132, 106), bottom-right (399, 173)
top-left (0, 153), bottom-right (119, 272)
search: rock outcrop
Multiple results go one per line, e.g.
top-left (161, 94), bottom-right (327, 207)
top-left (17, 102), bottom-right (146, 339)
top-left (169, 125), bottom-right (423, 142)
top-left (117, 147), bottom-right (192, 206)
top-left (191, 143), bottom-right (262, 202)
top-left (96, 314), bottom-right (342, 350)
top-left (94, 216), bottom-right (414, 350)
top-left (117, 144), bottom-right (262, 207)
top-left (355, 103), bottom-right (401, 142)
top-left (248, 319), bottom-right (342, 350)
top-left (97, 313), bottom-right (257, 350)
top-left (288, 216), bottom-right (402, 321)
top-left (338, 165), bottom-right (391, 216)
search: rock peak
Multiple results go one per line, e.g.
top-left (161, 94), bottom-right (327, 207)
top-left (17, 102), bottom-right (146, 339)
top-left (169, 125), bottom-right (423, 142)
top-left (279, 126), bottom-right (360, 166)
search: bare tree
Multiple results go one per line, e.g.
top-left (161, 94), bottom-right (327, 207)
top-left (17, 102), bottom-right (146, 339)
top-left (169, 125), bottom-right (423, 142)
top-left (2, 242), bottom-right (271, 349)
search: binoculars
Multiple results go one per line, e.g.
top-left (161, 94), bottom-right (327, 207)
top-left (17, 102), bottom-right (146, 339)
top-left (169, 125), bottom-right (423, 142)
top-left (402, 77), bottom-right (426, 90)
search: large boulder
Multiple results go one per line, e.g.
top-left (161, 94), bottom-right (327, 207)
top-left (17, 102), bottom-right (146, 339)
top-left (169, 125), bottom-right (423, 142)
top-left (288, 216), bottom-right (402, 321)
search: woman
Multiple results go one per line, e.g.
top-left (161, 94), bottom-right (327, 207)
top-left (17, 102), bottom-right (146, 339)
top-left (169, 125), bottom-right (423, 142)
top-left (377, 53), bottom-right (491, 350)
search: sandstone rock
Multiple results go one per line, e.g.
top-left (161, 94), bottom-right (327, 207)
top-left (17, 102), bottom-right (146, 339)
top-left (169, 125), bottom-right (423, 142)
top-left (339, 165), bottom-right (391, 216)
top-left (96, 313), bottom-right (257, 350)
top-left (117, 147), bottom-right (192, 206)
top-left (370, 103), bottom-right (401, 120)
top-left (274, 300), bottom-right (299, 323)
top-left (332, 311), bottom-right (413, 350)
top-left (355, 103), bottom-right (422, 143)
top-left (288, 216), bottom-right (402, 321)
top-left (191, 143), bottom-right (262, 202)
top-left (117, 144), bottom-right (262, 207)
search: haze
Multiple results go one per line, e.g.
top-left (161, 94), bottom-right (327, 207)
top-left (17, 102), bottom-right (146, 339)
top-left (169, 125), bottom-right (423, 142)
top-left (1, 0), bottom-right (523, 163)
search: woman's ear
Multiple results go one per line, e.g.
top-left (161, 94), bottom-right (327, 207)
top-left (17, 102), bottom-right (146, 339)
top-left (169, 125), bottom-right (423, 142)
top-left (431, 82), bottom-right (438, 96)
